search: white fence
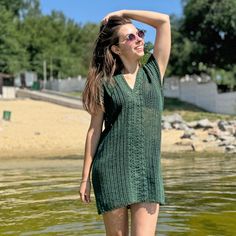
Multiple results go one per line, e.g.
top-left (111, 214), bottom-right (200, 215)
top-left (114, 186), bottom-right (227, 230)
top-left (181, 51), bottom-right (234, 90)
top-left (45, 77), bottom-right (86, 93)
top-left (163, 76), bottom-right (236, 115)
top-left (0, 87), bottom-right (16, 99)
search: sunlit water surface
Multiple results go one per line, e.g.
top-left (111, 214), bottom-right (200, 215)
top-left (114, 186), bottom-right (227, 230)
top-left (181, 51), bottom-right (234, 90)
top-left (0, 153), bottom-right (235, 236)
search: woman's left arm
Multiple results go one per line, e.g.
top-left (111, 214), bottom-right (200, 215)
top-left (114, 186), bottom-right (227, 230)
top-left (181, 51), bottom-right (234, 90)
top-left (123, 10), bottom-right (171, 82)
top-left (103, 10), bottom-right (171, 83)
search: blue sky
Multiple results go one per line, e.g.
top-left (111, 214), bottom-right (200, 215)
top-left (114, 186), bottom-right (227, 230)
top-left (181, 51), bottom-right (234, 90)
top-left (40, 0), bottom-right (183, 43)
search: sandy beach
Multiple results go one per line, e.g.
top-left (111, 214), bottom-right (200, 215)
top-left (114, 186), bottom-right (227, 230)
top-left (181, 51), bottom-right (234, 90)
top-left (0, 98), bottom-right (89, 159)
top-left (0, 99), bottom-right (223, 159)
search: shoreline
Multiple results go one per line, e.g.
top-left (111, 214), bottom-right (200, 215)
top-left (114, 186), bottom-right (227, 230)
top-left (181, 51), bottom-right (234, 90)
top-left (1, 152), bottom-right (233, 171)
top-left (0, 99), bottom-right (226, 159)
top-left (0, 149), bottom-right (227, 160)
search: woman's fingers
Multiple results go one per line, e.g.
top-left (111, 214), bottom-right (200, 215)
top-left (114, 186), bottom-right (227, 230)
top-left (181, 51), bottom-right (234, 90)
top-left (101, 10), bottom-right (124, 25)
top-left (79, 190), bottom-right (85, 202)
top-left (84, 193), bottom-right (91, 203)
top-left (79, 182), bottom-right (91, 203)
top-left (80, 191), bottom-right (89, 203)
top-left (102, 16), bottom-right (110, 25)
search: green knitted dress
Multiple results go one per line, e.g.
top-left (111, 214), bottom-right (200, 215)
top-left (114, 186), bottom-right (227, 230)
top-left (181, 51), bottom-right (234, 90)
top-left (92, 53), bottom-right (165, 215)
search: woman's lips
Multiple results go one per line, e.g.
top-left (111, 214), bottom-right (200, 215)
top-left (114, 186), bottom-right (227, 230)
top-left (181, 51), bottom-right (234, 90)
top-left (135, 45), bottom-right (144, 51)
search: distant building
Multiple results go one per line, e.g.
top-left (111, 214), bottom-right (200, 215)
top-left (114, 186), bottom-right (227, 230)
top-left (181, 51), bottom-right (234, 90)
top-left (14, 71), bottom-right (38, 88)
top-left (0, 73), bottom-right (15, 99)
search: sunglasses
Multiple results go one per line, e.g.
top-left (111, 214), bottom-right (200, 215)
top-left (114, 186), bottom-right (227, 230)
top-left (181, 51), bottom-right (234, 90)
top-left (120, 29), bottom-right (146, 43)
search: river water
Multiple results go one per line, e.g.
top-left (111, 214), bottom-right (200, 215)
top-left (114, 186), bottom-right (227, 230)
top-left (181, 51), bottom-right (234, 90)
top-left (0, 153), bottom-right (235, 235)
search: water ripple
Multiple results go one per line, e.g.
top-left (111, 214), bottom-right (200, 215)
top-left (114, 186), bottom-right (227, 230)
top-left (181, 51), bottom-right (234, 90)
top-left (0, 154), bottom-right (235, 235)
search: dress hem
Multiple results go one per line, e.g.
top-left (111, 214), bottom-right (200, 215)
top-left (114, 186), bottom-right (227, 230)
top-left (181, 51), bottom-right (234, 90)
top-left (97, 199), bottom-right (166, 215)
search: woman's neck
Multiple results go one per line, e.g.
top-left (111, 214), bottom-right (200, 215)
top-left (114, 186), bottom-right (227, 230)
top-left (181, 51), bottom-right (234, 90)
top-left (122, 63), bottom-right (139, 75)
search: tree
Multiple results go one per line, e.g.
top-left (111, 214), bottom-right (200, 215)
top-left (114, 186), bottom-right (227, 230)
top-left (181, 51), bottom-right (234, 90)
top-left (167, 0), bottom-right (236, 89)
top-left (76, 22), bottom-right (101, 75)
top-left (0, 7), bottom-right (28, 73)
top-left (19, 10), bottom-right (100, 79)
top-left (181, 0), bottom-right (236, 70)
top-left (0, 0), bottom-right (24, 17)
top-left (0, 0), bottom-right (41, 18)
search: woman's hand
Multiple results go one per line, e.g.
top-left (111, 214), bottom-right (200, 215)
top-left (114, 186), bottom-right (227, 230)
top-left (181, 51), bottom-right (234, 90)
top-left (102, 10), bottom-right (125, 24)
top-left (79, 181), bottom-right (91, 203)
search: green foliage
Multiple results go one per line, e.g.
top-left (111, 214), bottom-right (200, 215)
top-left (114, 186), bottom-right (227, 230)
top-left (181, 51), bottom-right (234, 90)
top-left (0, 0), bottom-right (235, 88)
top-left (19, 11), bottom-right (84, 78)
top-left (168, 0), bottom-right (236, 88)
top-left (0, 7), bottom-right (28, 73)
top-left (207, 66), bottom-right (236, 91)
top-left (0, 0), bottom-right (41, 18)
top-left (0, 0), bottom-right (24, 17)
top-left (20, 11), bottom-right (98, 78)
top-left (182, 0), bottom-right (236, 68)
top-left (0, 1), bottom-right (99, 78)
top-left (73, 22), bottom-right (100, 76)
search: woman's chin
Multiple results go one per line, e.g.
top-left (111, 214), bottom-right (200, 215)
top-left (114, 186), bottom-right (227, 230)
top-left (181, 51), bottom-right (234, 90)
top-left (136, 50), bottom-right (144, 57)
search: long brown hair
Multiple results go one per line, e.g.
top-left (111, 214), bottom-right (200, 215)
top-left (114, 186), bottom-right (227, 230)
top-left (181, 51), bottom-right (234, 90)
top-left (82, 16), bottom-right (132, 115)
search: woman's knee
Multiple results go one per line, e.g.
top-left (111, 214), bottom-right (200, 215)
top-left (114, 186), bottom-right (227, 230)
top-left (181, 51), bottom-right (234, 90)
top-left (102, 207), bottom-right (129, 236)
top-left (130, 202), bottom-right (160, 236)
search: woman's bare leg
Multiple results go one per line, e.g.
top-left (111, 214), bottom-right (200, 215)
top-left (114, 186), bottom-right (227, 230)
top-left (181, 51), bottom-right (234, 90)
top-left (130, 203), bottom-right (159, 236)
top-left (102, 207), bottom-right (129, 236)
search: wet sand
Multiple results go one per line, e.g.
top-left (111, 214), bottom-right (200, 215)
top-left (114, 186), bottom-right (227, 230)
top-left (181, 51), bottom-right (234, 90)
top-left (0, 99), bottom-right (223, 159)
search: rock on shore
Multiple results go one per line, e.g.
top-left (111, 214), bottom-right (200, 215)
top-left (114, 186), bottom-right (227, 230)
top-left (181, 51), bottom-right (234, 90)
top-left (162, 113), bottom-right (236, 154)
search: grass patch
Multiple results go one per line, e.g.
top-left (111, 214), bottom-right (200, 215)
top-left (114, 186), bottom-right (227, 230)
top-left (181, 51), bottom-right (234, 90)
top-left (66, 91), bottom-right (82, 97)
top-left (163, 97), bottom-right (235, 122)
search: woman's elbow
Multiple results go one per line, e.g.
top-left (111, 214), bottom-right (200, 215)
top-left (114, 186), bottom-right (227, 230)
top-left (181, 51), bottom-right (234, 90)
top-left (163, 14), bottom-right (170, 23)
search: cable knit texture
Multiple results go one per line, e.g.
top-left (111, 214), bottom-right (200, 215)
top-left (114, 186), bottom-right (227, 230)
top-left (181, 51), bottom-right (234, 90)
top-left (92, 53), bottom-right (165, 215)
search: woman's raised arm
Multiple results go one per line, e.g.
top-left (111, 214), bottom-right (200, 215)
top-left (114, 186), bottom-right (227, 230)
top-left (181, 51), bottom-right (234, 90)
top-left (102, 10), bottom-right (171, 83)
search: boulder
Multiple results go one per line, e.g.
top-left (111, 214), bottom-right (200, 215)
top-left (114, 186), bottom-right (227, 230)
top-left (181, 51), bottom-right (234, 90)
top-left (181, 129), bottom-right (195, 139)
top-left (203, 135), bottom-right (216, 143)
top-left (208, 127), bottom-right (222, 137)
top-left (186, 121), bottom-right (198, 128)
top-left (217, 135), bottom-right (235, 142)
top-left (218, 120), bottom-right (228, 131)
top-left (172, 123), bottom-right (189, 130)
top-left (218, 140), bottom-right (234, 147)
top-left (229, 120), bottom-right (236, 126)
top-left (162, 121), bottom-right (172, 130)
top-left (225, 145), bottom-right (236, 153)
top-left (195, 119), bottom-right (215, 129)
top-left (225, 126), bottom-right (236, 136)
top-left (218, 120), bottom-right (236, 135)
top-left (162, 113), bottom-right (183, 124)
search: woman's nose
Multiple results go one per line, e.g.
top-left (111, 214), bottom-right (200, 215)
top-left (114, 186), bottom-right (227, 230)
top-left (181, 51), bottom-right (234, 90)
top-left (135, 36), bottom-right (143, 43)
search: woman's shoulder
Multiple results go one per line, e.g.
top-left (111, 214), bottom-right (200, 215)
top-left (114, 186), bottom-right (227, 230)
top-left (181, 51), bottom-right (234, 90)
top-left (142, 53), bottom-right (161, 78)
top-left (102, 76), bottom-right (118, 95)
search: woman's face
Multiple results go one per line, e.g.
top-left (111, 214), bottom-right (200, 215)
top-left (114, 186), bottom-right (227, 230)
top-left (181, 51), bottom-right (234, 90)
top-left (115, 24), bottom-right (145, 59)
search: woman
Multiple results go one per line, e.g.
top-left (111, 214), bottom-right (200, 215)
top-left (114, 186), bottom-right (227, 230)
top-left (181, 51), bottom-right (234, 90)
top-left (80, 10), bottom-right (171, 236)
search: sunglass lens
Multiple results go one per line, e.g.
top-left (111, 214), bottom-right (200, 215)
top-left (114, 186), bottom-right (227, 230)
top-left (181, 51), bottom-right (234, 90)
top-left (138, 30), bottom-right (145, 38)
top-left (128, 34), bottom-right (136, 41)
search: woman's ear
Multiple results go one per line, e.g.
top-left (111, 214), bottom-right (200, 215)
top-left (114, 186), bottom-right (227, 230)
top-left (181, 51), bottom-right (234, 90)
top-left (111, 45), bottom-right (120, 55)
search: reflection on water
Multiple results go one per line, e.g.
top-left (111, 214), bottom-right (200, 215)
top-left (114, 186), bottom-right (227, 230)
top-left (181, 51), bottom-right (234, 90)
top-left (0, 153), bottom-right (235, 236)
